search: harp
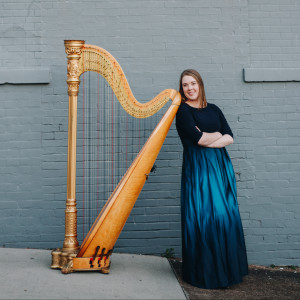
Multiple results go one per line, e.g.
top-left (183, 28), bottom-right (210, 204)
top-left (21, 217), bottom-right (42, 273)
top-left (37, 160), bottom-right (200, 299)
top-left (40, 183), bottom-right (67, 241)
top-left (51, 40), bottom-right (181, 274)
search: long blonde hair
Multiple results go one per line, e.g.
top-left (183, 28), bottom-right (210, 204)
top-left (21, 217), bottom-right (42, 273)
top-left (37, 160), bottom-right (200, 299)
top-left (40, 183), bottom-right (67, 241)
top-left (179, 69), bottom-right (207, 109)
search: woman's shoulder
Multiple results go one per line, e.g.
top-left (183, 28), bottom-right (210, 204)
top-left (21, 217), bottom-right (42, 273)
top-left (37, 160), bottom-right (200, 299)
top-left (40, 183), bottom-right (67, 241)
top-left (178, 102), bottom-right (192, 113)
top-left (207, 102), bottom-right (218, 109)
top-left (207, 103), bottom-right (222, 113)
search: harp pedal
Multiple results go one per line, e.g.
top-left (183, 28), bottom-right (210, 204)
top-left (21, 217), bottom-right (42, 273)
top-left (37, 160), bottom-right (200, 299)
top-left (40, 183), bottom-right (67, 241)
top-left (89, 245), bottom-right (100, 268)
top-left (97, 247), bottom-right (106, 267)
top-left (89, 257), bottom-right (94, 268)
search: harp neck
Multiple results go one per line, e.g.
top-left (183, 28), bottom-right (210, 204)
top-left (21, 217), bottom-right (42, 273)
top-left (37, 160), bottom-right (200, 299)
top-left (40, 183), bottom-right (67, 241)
top-left (64, 40), bottom-right (178, 118)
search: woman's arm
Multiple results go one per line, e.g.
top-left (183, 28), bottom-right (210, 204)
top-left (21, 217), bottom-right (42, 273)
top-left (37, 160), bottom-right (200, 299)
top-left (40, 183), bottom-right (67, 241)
top-left (176, 105), bottom-right (204, 145)
top-left (206, 134), bottom-right (234, 148)
top-left (195, 126), bottom-right (222, 146)
top-left (198, 132), bottom-right (223, 146)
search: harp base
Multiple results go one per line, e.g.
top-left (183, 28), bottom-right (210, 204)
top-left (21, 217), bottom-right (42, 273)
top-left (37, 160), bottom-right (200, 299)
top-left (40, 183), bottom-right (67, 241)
top-left (51, 248), bottom-right (111, 274)
top-left (50, 248), bottom-right (78, 270)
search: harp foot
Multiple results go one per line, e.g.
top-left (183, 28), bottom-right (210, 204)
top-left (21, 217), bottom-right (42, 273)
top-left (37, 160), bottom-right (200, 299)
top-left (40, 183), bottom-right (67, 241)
top-left (51, 248), bottom-right (62, 269)
top-left (99, 262), bottom-right (111, 274)
top-left (61, 261), bottom-right (74, 274)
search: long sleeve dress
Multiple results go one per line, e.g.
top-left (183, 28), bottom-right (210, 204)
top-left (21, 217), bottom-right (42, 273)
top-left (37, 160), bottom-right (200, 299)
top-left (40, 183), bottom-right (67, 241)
top-left (176, 102), bottom-right (248, 289)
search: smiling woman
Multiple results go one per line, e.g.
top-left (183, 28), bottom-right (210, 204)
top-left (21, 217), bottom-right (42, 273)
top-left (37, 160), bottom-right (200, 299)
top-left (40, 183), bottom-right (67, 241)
top-left (181, 75), bottom-right (200, 104)
top-left (176, 69), bottom-right (248, 289)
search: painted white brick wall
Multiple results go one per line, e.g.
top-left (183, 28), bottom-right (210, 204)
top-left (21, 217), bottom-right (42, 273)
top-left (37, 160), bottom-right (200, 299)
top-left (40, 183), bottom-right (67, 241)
top-left (0, 0), bottom-right (299, 266)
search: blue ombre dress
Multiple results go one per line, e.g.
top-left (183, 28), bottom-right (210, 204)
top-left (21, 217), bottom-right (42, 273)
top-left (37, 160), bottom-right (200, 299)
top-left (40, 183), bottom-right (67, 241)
top-left (176, 102), bottom-right (248, 289)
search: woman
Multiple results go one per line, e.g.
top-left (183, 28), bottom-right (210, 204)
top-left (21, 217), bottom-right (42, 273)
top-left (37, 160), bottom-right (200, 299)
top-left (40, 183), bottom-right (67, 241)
top-left (176, 69), bottom-right (248, 289)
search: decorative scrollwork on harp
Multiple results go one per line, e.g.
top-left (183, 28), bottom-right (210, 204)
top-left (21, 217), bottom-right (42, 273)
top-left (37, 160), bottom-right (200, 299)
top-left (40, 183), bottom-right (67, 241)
top-left (51, 40), bottom-right (181, 274)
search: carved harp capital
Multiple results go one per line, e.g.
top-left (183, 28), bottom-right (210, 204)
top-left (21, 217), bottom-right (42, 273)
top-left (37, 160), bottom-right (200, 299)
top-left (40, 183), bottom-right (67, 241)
top-left (64, 40), bottom-right (85, 56)
top-left (65, 40), bottom-right (85, 96)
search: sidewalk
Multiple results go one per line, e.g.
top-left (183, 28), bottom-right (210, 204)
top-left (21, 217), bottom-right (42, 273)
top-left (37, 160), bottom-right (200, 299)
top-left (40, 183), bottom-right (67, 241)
top-left (0, 248), bottom-right (186, 299)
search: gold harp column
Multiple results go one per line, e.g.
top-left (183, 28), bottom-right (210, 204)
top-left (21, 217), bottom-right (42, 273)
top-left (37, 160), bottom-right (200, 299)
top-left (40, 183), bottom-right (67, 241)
top-left (62, 40), bottom-right (85, 253)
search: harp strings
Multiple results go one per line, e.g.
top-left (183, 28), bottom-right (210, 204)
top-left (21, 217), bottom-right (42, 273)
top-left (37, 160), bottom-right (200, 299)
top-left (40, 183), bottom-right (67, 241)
top-left (76, 67), bottom-right (168, 242)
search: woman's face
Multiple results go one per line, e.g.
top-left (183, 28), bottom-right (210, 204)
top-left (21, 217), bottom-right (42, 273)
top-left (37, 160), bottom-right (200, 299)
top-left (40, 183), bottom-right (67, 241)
top-left (181, 75), bottom-right (200, 102)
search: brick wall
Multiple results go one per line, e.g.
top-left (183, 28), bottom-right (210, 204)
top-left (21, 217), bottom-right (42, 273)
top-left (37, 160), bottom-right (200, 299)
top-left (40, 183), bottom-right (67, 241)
top-left (244, 0), bottom-right (300, 265)
top-left (0, 0), bottom-right (299, 266)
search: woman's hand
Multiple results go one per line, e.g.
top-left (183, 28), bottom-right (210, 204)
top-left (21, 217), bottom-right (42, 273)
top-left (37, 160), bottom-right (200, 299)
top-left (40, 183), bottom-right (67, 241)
top-left (206, 134), bottom-right (234, 148)
top-left (197, 130), bottom-right (223, 147)
top-left (196, 126), bottom-right (233, 148)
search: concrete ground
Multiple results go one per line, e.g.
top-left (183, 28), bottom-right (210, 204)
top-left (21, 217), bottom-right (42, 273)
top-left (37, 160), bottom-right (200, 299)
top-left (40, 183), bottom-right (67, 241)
top-left (0, 248), bottom-right (186, 300)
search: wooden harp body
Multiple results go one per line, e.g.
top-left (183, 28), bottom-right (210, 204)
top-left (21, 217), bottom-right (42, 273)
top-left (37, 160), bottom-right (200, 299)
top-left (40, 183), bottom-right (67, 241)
top-left (51, 40), bottom-right (181, 273)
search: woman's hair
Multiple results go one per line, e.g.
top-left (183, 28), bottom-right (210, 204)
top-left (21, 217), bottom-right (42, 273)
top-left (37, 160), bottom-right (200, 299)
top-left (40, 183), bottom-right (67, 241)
top-left (179, 69), bottom-right (207, 109)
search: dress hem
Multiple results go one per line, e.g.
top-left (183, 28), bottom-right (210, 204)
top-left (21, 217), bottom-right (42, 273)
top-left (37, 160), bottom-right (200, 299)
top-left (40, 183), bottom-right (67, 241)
top-left (183, 270), bottom-right (249, 290)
